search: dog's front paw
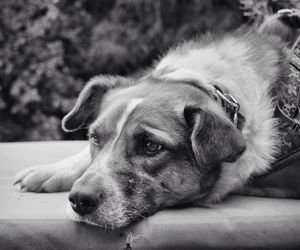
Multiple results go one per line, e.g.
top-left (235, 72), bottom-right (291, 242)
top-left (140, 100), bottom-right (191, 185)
top-left (14, 164), bottom-right (78, 192)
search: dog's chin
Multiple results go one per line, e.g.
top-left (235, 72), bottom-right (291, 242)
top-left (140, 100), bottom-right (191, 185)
top-left (65, 202), bottom-right (133, 230)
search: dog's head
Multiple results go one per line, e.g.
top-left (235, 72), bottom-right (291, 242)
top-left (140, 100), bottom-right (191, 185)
top-left (63, 75), bottom-right (246, 229)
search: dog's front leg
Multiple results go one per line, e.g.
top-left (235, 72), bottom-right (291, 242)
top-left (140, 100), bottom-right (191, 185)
top-left (14, 146), bottom-right (91, 192)
top-left (204, 161), bottom-right (245, 204)
top-left (204, 149), bottom-right (262, 204)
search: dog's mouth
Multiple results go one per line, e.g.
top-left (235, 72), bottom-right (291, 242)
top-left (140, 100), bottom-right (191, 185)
top-left (65, 201), bottom-right (154, 230)
top-left (65, 182), bottom-right (214, 229)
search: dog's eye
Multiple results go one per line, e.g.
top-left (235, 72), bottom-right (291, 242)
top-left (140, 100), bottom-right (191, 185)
top-left (89, 133), bottom-right (99, 146)
top-left (143, 141), bottom-right (162, 155)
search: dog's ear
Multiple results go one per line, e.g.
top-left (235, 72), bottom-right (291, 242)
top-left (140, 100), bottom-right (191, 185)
top-left (184, 106), bottom-right (246, 167)
top-left (62, 75), bottom-right (132, 132)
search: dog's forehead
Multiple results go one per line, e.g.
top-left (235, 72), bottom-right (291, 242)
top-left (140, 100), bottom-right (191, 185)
top-left (90, 98), bottom-right (137, 133)
top-left (94, 99), bottom-right (181, 134)
top-left (128, 99), bottom-right (184, 130)
top-left (91, 86), bottom-right (189, 136)
top-left (91, 79), bottom-right (212, 136)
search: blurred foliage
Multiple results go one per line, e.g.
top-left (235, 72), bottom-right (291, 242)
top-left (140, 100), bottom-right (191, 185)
top-left (240, 0), bottom-right (300, 26)
top-left (0, 0), bottom-right (297, 141)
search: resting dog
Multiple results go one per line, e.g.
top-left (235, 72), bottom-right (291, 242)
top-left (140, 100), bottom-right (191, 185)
top-left (15, 11), bottom-right (300, 229)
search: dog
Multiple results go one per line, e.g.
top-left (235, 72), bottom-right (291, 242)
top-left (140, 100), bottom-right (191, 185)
top-left (15, 10), bottom-right (300, 229)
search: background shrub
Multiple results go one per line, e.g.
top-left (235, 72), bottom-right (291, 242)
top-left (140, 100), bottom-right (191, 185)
top-left (0, 0), bottom-right (298, 141)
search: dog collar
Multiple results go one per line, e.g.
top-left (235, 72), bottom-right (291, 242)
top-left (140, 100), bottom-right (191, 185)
top-left (211, 84), bottom-right (246, 130)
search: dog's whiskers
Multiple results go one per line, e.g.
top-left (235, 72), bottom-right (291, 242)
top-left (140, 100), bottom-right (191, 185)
top-left (124, 210), bottom-right (147, 220)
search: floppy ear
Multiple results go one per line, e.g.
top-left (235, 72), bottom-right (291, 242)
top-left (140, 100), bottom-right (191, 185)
top-left (62, 75), bottom-right (132, 132)
top-left (184, 106), bottom-right (246, 167)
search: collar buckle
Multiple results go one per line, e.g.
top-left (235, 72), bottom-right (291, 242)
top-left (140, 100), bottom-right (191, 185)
top-left (215, 88), bottom-right (240, 112)
top-left (213, 85), bottom-right (245, 129)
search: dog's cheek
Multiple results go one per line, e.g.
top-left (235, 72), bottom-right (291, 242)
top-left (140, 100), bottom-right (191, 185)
top-left (112, 169), bottom-right (157, 212)
top-left (154, 163), bottom-right (203, 207)
top-left (130, 178), bottom-right (158, 214)
top-left (114, 170), bottom-right (140, 198)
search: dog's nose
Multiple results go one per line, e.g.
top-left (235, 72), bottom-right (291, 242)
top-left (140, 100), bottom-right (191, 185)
top-left (68, 188), bottom-right (100, 216)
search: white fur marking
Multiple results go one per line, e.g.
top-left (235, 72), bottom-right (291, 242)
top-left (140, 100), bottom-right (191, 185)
top-left (91, 98), bottom-right (143, 174)
top-left (112, 98), bottom-right (143, 147)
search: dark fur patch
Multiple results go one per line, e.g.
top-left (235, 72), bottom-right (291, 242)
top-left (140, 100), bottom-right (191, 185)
top-left (114, 170), bottom-right (140, 197)
top-left (143, 187), bottom-right (156, 210)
